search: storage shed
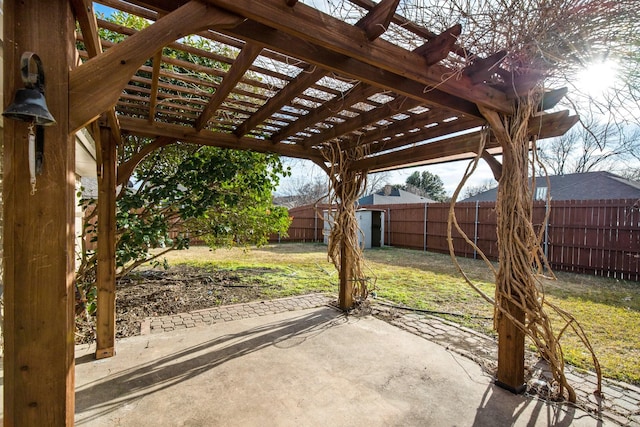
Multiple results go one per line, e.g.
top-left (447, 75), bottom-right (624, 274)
top-left (324, 208), bottom-right (384, 249)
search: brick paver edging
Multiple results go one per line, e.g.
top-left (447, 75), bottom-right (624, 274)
top-left (140, 293), bottom-right (332, 335)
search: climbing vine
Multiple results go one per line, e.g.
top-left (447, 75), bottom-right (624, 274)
top-left (447, 94), bottom-right (601, 402)
top-left (322, 141), bottom-right (372, 307)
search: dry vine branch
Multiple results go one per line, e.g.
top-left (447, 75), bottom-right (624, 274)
top-left (321, 141), bottom-right (373, 307)
top-left (443, 93), bottom-right (602, 403)
top-left (446, 127), bottom-right (497, 305)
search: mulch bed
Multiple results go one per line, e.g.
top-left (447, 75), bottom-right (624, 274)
top-left (75, 265), bottom-right (279, 344)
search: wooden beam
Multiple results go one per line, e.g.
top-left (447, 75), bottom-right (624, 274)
top-left (95, 123), bottom-right (118, 360)
top-left (481, 149), bottom-right (503, 181)
top-left (99, 0), bottom-right (163, 18)
top-left (195, 42), bottom-right (263, 131)
top-left (350, 0), bottom-right (469, 58)
top-left (414, 24), bottom-right (462, 66)
top-left (487, 101), bottom-right (527, 394)
top-left (105, 110), bottom-right (123, 145)
top-left (223, 21), bottom-right (483, 118)
top-left (339, 234), bottom-right (354, 309)
top-left (70, 0), bottom-right (103, 57)
top-left (71, 0), bottom-right (122, 143)
top-left (148, 50), bottom-right (163, 123)
top-left (355, 0), bottom-right (401, 41)
top-left (235, 65), bottom-right (327, 137)
top-left (285, 0), bottom-right (298, 5)
top-left (303, 96), bottom-right (422, 148)
top-left (538, 87), bottom-right (568, 112)
top-left (272, 83), bottom-right (381, 143)
top-left (478, 105), bottom-right (510, 148)
top-left (3, 0), bottom-right (76, 424)
top-left (118, 116), bottom-right (323, 162)
top-left (205, 0), bottom-right (513, 114)
top-left (353, 127), bottom-right (496, 172)
top-left (497, 68), bottom-right (547, 98)
top-left (351, 110), bottom-right (578, 171)
top-left (69, 1), bottom-right (244, 133)
top-left (117, 136), bottom-right (175, 187)
top-left (349, 114), bottom-right (481, 154)
top-left (463, 51), bottom-right (508, 85)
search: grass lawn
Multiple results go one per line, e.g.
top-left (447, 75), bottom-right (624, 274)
top-left (157, 243), bottom-right (640, 386)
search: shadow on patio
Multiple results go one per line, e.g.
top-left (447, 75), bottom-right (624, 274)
top-left (73, 306), bottom-right (601, 426)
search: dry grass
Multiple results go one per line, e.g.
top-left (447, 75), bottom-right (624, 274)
top-left (157, 243), bottom-right (640, 385)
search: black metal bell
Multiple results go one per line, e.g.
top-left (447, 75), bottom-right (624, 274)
top-left (3, 86), bottom-right (56, 126)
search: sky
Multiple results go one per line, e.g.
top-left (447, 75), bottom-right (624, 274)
top-left (93, 4), bottom-right (113, 16)
top-left (276, 157), bottom-right (497, 199)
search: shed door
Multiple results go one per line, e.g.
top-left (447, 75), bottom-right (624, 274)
top-left (371, 211), bottom-right (382, 247)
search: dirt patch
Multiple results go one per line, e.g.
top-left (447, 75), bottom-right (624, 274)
top-left (76, 265), bottom-right (280, 344)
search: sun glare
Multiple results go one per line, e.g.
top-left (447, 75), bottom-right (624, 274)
top-left (576, 60), bottom-right (618, 97)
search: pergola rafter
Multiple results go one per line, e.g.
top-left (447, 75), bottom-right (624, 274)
top-left (3, 0), bottom-right (579, 424)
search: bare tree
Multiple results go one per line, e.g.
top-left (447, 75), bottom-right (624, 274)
top-left (364, 171), bottom-right (392, 195)
top-left (278, 167), bottom-right (391, 208)
top-left (278, 175), bottom-right (329, 208)
top-left (618, 168), bottom-right (640, 182)
top-left (539, 119), bottom-right (640, 175)
top-left (393, 0), bottom-right (640, 139)
top-left (463, 179), bottom-right (497, 199)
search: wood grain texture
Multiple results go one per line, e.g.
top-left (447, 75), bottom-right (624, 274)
top-left (69, 1), bottom-right (243, 132)
top-left (206, 0), bottom-right (513, 113)
top-left (196, 42), bottom-right (262, 131)
top-left (3, 1), bottom-right (76, 424)
top-left (118, 116), bottom-right (323, 162)
top-left (355, 0), bottom-right (401, 41)
top-left (352, 111), bottom-right (577, 171)
top-left (95, 125), bottom-right (118, 359)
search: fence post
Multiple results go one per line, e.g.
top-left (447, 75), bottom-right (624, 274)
top-left (423, 202), bottom-right (428, 252)
top-left (387, 208), bottom-right (391, 247)
top-left (544, 199), bottom-right (549, 263)
top-left (474, 201), bottom-right (479, 259)
top-left (314, 207), bottom-right (318, 242)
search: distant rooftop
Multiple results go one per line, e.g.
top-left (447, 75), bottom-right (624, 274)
top-left (461, 171), bottom-right (640, 202)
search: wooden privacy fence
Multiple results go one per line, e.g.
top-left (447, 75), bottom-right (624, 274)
top-left (275, 199), bottom-right (640, 281)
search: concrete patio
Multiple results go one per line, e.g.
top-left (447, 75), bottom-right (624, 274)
top-left (71, 303), bottom-right (605, 426)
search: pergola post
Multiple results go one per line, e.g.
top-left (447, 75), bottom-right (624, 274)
top-left (338, 220), bottom-right (355, 310)
top-left (480, 105), bottom-right (530, 394)
top-left (2, 0), bottom-right (76, 424)
top-left (95, 121), bottom-right (117, 359)
top-left (496, 299), bottom-right (526, 392)
top-left (325, 152), bottom-right (367, 311)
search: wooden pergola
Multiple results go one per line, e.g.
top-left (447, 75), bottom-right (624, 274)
top-left (3, 0), bottom-right (577, 424)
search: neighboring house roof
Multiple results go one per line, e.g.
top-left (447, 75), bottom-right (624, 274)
top-left (461, 171), bottom-right (640, 202)
top-left (358, 186), bottom-right (434, 205)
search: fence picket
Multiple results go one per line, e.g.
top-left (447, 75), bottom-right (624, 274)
top-left (273, 199), bottom-right (640, 281)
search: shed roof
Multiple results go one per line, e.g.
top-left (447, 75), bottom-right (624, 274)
top-left (358, 186), bottom-right (433, 205)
